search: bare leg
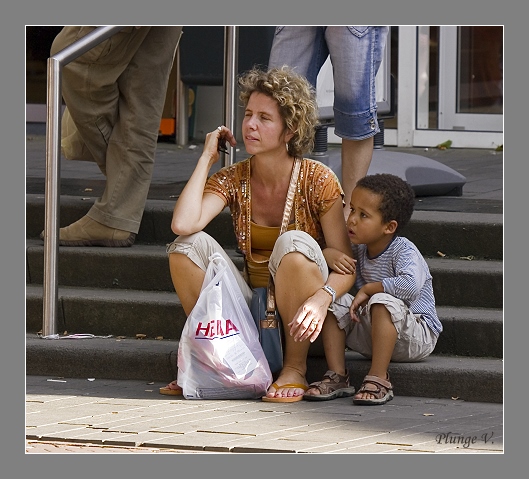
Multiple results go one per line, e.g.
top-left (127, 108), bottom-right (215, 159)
top-left (320, 314), bottom-right (347, 376)
top-left (304, 313), bottom-right (348, 397)
top-left (161, 252), bottom-right (206, 395)
top-left (341, 137), bottom-right (374, 219)
top-left (354, 303), bottom-right (397, 400)
top-left (168, 253), bottom-right (205, 316)
top-left (264, 252), bottom-right (323, 398)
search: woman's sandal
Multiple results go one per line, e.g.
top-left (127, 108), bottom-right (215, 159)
top-left (352, 374), bottom-right (394, 405)
top-left (303, 370), bottom-right (356, 401)
top-left (262, 383), bottom-right (309, 403)
top-left (159, 380), bottom-right (183, 396)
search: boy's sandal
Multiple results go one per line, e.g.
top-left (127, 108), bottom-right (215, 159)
top-left (352, 374), bottom-right (394, 405)
top-left (303, 370), bottom-right (356, 401)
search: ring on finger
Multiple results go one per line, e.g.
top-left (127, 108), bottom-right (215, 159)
top-left (217, 126), bottom-right (223, 131)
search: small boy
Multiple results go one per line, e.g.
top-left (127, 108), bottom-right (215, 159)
top-left (345, 173), bottom-right (442, 405)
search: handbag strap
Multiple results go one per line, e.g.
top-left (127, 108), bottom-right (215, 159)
top-left (280, 157), bottom-right (301, 234)
top-left (267, 158), bottom-right (302, 318)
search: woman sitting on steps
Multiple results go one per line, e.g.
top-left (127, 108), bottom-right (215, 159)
top-left (161, 66), bottom-right (356, 402)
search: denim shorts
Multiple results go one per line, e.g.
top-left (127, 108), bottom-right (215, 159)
top-left (269, 26), bottom-right (389, 140)
top-left (167, 230), bottom-right (353, 330)
top-left (345, 292), bottom-right (438, 362)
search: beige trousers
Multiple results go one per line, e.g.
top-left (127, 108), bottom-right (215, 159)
top-left (51, 26), bottom-right (182, 233)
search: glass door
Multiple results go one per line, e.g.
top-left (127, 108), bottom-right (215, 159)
top-left (438, 26), bottom-right (503, 132)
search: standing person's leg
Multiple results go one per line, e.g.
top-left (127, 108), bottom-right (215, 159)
top-left (268, 26), bottom-right (328, 86)
top-left (341, 138), bottom-right (375, 216)
top-left (51, 26), bottom-right (151, 175)
top-left (48, 27), bottom-right (151, 245)
top-left (51, 27), bottom-right (181, 244)
top-left (326, 26), bottom-right (389, 218)
top-left (87, 26), bottom-right (180, 235)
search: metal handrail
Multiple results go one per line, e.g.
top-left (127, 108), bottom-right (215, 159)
top-left (223, 26), bottom-right (238, 163)
top-left (42, 26), bottom-right (238, 336)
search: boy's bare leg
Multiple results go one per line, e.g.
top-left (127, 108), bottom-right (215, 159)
top-left (355, 303), bottom-right (397, 400)
top-left (321, 316), bottom-right (347, 376)
top-left (304, 315), bottom-right (348, 397)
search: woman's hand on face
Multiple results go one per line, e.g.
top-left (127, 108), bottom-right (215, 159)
top-left (203, 126), bottom-right (237, 163)
top-left (288, 291), bottom-right (329, 343)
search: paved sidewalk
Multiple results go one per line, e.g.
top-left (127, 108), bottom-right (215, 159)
top-left (25, 438), bottom-right (215, 453)
top-left (26, 375), bottom-right (503, 454)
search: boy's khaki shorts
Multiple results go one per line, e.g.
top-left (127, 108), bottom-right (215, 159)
top-left (345, 292), bottom-right (438, 362)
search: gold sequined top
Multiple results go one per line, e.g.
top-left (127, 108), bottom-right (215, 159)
top-left (204, 157), bottom-right (344, 287)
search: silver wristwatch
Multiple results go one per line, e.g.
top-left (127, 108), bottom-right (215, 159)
top-left (321, 284), bottom-right (336, 304)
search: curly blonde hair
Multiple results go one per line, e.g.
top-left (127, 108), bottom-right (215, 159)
top-left (238, 66), bottom-right (319, 158)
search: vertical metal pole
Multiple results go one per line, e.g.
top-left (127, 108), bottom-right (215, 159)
top-left (223, 26), bottom-right (238, 166)
top-left (173, 31), bottom-right (187, 147)
top-left (42, 57), bottom-right (62, 336)
top-left (175, 45), bottom-right (188, 146)
top-left (41, 26), bottom-right (124, 337)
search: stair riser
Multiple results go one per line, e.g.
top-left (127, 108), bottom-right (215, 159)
top-left (402, 217), bottom-right (503, 260)
top-left (26, 292), bottom-right (503, 358)
top-left (428, 317), bottom-right (503, 358)
top-left (26, 197), bottom-right (238, 249)
top-left (26, 247), bottom-right (502, 308)
top-left (430, 268), bottom-right (503, 309)
top-left (26, 290), bottom-right (186, 339)
top-left (26, 196), bottom-right (502, 260)
top-left (26, 246), bottom-right (244, 292)
top-left (24, 340), bottom-right (504, 403)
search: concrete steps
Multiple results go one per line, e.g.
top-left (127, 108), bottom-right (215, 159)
top-left (25, 283), bottom-right (503, 358)
top-left (25, 194), bottom-right (504, 403)
top-left (25, 334), bottom-right (503, 403)
top-left (26, 239), bottom-right (503, 306)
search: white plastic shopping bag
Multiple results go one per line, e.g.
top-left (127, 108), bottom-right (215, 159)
top-left (177, 253), bottom-right (273, 399)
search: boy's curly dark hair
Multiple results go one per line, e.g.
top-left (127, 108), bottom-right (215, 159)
top-left (238, 66), bottom-right (319, 158)
top-left (356, 174), bottom-right (416, 233)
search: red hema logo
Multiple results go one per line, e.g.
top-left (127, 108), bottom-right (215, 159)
top-left (195, 319), bottom-right (240, 339)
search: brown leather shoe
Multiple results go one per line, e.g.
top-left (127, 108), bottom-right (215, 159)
top-left (40, 215), bottom-right (135, 247)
